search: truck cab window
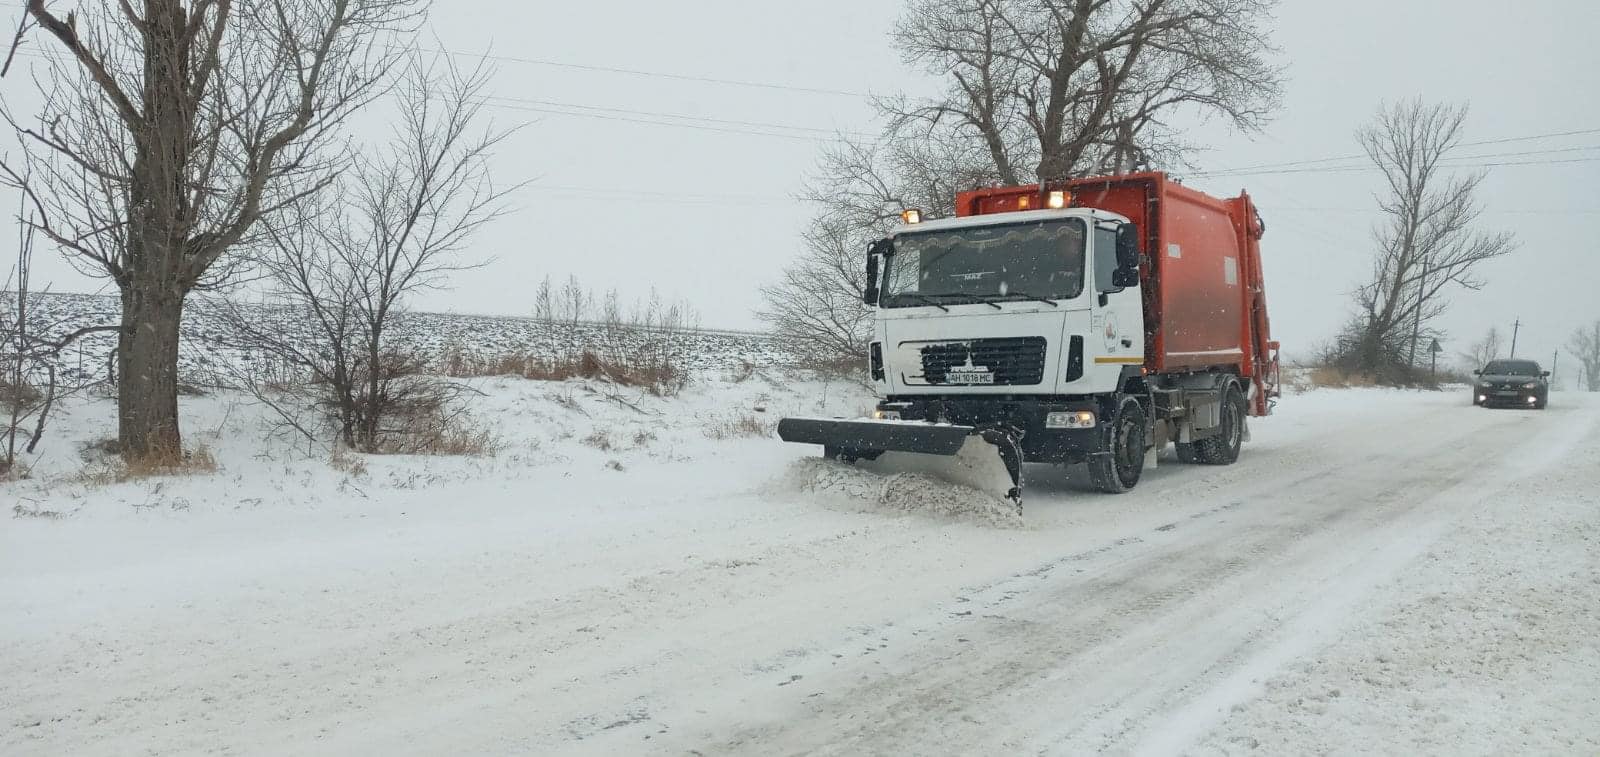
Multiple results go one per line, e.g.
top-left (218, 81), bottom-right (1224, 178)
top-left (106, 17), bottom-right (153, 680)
top-left (881, 218), bottom-right (1086, 307)
top-left (1093, 225), bottom-right (1120, 293)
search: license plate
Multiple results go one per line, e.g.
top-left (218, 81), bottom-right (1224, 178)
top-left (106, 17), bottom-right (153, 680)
top-left (945, 370), bottom-right (995, 385)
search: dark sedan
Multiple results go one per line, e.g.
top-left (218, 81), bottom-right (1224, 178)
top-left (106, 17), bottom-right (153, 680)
top-left (1472, 359), bottom-right (1550, 409)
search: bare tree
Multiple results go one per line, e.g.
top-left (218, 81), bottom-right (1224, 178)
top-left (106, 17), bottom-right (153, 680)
top-left (223, 56), bottom-right (516, 452)
top-left (1331, 99), bottom-right (1517, 382)
top-left (0, 0), bottom-right (425, 458)
top-left (2, 195), bottom-right (112, 474)
top-left (1459, 325), bottom-right (1503, 371)
top-left (2, 208), bottom-right (56, 475)
top-left (886, 0), bottom-right (1283, 184)
top-left (1570, 320), bottom-right (1600, 392)
top-left (757, 213), bottom-right (877, 368)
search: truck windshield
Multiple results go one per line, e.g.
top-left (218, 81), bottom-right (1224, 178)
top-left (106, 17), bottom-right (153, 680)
top-left (881, 218), bottom-right (1086, 308)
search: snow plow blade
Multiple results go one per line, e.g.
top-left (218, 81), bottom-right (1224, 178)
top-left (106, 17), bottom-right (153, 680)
top-left (777, 417), bottom-right (1023, 505)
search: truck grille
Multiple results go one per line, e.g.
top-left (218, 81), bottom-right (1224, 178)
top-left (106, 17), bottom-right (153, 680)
top-left (919, 337), bottom-right (1047, 386)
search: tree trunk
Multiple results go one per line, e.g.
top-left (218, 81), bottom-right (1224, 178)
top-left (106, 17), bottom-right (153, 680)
top-left (117, 283), bottom-right (184, 457)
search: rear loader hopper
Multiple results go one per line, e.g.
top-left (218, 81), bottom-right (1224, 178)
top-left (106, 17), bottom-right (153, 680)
top-left (780, 172), bottom-right (1279, 505)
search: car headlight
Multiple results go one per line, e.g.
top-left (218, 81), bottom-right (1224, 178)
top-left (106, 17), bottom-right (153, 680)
top-left (873, 409), bottom-right (901, 421)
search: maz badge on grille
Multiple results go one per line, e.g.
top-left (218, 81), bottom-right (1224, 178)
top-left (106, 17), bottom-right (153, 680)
top-left (943, 351), bottom-right (995, 384)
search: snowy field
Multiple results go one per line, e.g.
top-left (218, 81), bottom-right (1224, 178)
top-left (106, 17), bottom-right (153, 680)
top-left (3, 376), bottom-right (1598, 755)
top-left (20, 292), bottom-right (791, 385)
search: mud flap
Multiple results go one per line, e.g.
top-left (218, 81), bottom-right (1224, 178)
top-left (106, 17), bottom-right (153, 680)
top-left (778, 417), bottom-right (1023, 506)
top-left (1145, 416), bottom-right (1169, 471)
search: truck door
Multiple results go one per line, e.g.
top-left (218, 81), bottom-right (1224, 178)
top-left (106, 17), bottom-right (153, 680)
top-left (1089, 223), bottom-right (1145, 391)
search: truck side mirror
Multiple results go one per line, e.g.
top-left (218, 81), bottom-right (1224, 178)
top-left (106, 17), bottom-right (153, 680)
top-left (863, 239), bottom-right (889, 305)
top-left (1472, 369), bottom-right (1481, 375)
top-left (1113, 224), bottom-right (1141, 288)
top-left (1541, 370), bottom-right (1551, 377)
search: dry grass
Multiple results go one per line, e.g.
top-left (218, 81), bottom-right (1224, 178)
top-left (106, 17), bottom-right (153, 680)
top-left (1292, 366), bottom-right (1378, 392)
top-left (377, 419), bottom-right (499, 457)
top-left (725, 360), bottom-right (757, 383)
top-left (360, 383), bottom-right (501, 457)
top-left (76, 443), bottom-right (219, 485)
top-left (580, 429), bottom-right (614, 451)
top-left (704, 413), bottom-right (774, 440)
top-left (442, 346), bottom-right (688, 396)
top-left (330, 445), bottom-right (369, 477)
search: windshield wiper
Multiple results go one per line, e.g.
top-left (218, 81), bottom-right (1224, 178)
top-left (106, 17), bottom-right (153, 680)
top-left (996, 291), bottom-right (1058, 307)
top-left (890, 293), bottom-right (949, 311)
top-left (903, 293), bottom-right (1003, 310)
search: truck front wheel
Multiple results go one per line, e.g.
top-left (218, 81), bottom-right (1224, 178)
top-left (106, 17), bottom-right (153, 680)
top-left (1090, 398), bottom-right (1146, 494)
top-left (1195, 383), bottom-right (1245, 465)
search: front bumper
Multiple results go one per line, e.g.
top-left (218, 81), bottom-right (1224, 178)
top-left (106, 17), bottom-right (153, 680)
top-left (876, 396), bottom-right (1107, 464)
top-left (1475, 387), bottom-right (1543, 406)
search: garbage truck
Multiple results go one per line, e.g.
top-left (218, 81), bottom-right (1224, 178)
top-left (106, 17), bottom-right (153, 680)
top-left (778, 172), bottom-right (1280, 505)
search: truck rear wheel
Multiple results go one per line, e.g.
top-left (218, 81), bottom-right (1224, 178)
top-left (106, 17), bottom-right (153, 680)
top-left (1090, 398), bottom-right (1146, 494)
top-left (1194, 383), bottom-right (1245, 465)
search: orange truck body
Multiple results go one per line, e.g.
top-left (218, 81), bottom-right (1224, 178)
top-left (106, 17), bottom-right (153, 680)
top-left (955, 172), bottom-right (1280, 415)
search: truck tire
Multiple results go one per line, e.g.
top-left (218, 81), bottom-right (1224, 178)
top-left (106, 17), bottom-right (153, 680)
top-left (1174, 442), bottom-right (1199, 463)
top-left (1194, 383), bottom-right (1245, 465)
top-left (1089, 398), bottom-right (1146, 494)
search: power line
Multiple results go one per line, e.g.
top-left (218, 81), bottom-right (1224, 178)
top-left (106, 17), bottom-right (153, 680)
top-left (513, 184), bottom-right (802, 206)
top-left (477, 93), bottom-right (878, 141)
top-left (1272, 206), bottom-right (1600, 216)
top-left (1192, 127), bottom-right (1600, 177)
top-left (415, 46), bottom-right (871, 99)
top-left (477, 97), bottom-right (863, 143)
top-left (1193, 154), bottom-right (1600, 179)
top-left (5, 48), bottom-right (878, 144)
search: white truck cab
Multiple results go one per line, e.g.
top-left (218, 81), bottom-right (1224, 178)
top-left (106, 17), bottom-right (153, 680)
top-left (869, 208), bottom-right (1144, 399)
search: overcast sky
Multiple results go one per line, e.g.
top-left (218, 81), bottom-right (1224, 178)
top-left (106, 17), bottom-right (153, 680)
top-left (7, 0), bottom-right (1599, 378)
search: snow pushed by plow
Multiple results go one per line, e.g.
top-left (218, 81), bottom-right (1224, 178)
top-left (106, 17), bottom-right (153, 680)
top-left (783, 457), bottom-right (1024, 528)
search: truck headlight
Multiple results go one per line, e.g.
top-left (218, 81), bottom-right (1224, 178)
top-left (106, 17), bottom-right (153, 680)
top-left (1521, 382), bottom-right (1537, 389)
top-left (1046, 410), bottom-right (1096, 429)
top-left (873, 409), bottom-right (901, 421)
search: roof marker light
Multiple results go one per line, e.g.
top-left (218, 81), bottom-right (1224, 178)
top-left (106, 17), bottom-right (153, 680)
top-left (901, 208), bottom-right (922, 224)
top-left (1047, 190), bottom-right (1068, 209)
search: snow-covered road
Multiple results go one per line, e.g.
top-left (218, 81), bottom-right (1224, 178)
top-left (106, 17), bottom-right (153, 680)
top-left (4, 386), bottom-right (1597, 755)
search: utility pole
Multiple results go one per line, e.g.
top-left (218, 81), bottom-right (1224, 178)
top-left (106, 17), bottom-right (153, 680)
top-left (1552, 349), bottom-right (1559, 388)
top-left (1509, 318), bottom-right (1521, 358)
